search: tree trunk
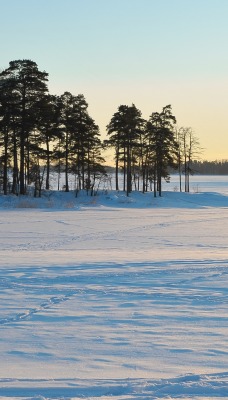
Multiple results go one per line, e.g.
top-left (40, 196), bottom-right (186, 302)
top-left (3, 127), bottom-right (8, 195)
top-left (115, 146), bottom-right (119, 191)
top-left (20, 87), bottom-right (26, 195)
top-left (65, 132), bottom-right (69, 192)
top-left (46, 139), bottom-right (50, 190)
top-left (12, 126), bottom-right (19, 195)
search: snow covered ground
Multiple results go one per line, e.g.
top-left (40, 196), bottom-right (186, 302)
top-left (0, 176), bottom-right (227, 399)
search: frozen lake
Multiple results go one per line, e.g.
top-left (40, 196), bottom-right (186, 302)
top-left (0, 178), bottom-right (227, 399)
top-left (49, 171), bottom-right (228, 195)
top-left (163, 174), bottom-right (228, 194)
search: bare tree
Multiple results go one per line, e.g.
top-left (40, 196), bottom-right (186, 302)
top-left (177, 127), bottom-right (202, 192)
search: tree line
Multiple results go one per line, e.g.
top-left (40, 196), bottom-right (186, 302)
top-left (0, 59), bottom-right (201, 197)
top-left (187, 160), bottom-right (228, 175)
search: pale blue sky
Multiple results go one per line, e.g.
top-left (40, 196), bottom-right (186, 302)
top-left (1, 0), bottom-right (228, 160)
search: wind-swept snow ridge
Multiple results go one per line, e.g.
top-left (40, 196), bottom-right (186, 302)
top-left (0, 373), bottom-right (227, 398)
top-left (0, 260), bottom-right (227, 398)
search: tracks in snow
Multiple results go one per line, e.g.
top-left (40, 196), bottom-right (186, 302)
top-left (0, 293), bottom-right (74, 326)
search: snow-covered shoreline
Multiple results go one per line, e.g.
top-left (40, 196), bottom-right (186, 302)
top-left (0, 187), bottom-right (228, 210)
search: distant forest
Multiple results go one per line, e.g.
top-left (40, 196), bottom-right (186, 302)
top-left (0, 59), bottom-right (226, 198)
top-left (169, 160), bottom-right (228, 176)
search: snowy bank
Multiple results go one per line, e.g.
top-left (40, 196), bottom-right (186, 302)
top-left (0, 189), bottom-right (228, 210)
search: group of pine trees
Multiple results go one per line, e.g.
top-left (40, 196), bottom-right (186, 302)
top-left (0, 59), bottom-right (200, 197)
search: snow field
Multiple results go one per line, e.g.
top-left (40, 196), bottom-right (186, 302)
top-left (0, 185), bottom-right (227, 399)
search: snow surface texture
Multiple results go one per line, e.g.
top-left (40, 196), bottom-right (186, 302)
top-left (0, 176), bottom-right (227, 399)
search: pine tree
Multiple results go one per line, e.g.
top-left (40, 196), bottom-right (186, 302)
top-left (106, 104), bottom-right (143, 195)
top-left (147, 105), bottom-right (178, 196)
top-left (0, 60), bottom-right (49, 194)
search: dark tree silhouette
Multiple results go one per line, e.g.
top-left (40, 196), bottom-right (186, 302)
top-left (146, 105), bottom-right (178, 196)
top-left (0, 58), bottom-right (205, 197)
top-left (106, 104), bottom-right (144, 195)
top-left (0, 60), bottom-right (48, 194)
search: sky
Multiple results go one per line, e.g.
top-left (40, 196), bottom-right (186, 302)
top-left (1, 0), bottom-right (228, 161)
